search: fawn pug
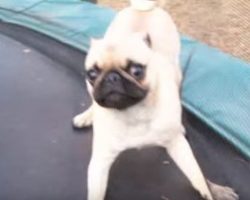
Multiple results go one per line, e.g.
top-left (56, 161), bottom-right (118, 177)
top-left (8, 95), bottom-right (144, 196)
top-left (74, 1), bottom-right (238, 200)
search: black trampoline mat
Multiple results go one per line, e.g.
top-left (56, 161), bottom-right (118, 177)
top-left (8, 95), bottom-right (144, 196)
top-left (0, 21), bottom-right (249, 200)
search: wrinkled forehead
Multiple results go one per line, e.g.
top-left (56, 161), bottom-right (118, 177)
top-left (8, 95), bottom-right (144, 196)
top-left (85, 37), bottom-right (151, 70)
top-left (85, 43), bottom-right (127, 71)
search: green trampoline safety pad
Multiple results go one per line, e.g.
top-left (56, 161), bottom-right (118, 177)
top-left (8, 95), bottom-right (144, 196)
top-left (0, 0), bottom-right (250, 159)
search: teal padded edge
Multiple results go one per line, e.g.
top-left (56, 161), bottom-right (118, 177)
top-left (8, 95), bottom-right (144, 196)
top-left (0, 0), bottom-right (250, 158)
top-left (0, 1), bottom-right (115, 51)
top-left (181, 37), bottom-right (250, 159)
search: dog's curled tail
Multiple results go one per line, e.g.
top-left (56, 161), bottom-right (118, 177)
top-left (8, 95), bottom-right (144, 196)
top-left (130, 0), bottom-right (165, 11)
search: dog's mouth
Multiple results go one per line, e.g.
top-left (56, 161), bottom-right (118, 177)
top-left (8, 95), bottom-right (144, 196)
top-left (94, 90), bottom-right (146, 110)
top-left (106, 91), bottom-right (125, 99)
top-left (103, 91), bottom-right (126, 103)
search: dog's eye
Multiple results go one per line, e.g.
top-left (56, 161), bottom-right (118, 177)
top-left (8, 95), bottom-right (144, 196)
top-left (128, 63), bottom-right (145, 80)
top-left (86, 66), bottom-right (100, 83)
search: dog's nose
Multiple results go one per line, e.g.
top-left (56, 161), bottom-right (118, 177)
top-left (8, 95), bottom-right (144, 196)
top-left (105, 72), bottom-right (121, 83)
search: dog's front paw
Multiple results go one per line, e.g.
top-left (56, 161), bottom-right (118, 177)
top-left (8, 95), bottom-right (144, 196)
top-left (73, 112), bottom-right (92, 128)
top-left (207, 180), bottom-right (239, 200)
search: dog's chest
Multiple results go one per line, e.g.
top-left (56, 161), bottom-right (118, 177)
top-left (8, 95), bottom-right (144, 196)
top-left (93, 107), bottom-right (181, 150)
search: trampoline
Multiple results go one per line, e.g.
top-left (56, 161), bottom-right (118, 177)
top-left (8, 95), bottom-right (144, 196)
top-left (0, 1), bottom-right (250, 200)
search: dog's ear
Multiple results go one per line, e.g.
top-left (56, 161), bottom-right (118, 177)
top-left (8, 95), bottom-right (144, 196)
top-left (144, 34), bottom-right (152, 48)
top-left (128, 32), bottom-right (152, 49)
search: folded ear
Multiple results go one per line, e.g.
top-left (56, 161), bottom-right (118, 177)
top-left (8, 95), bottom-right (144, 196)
top-left (144, 34), bottom-right (152, 48)
top-left (132, 32), bottom-right (152, 48)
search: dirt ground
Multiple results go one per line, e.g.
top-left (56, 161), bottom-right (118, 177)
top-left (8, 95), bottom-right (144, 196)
top-left (98, 0), bottom-right (250, 62)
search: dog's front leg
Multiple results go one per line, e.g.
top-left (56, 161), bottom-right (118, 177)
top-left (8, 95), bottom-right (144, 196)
top-left (87, 149), bottom-right (119, 200)
top-left (73, 106), bottom-right (93, 128)
top-left (166, 134), bottom-right (214, 200)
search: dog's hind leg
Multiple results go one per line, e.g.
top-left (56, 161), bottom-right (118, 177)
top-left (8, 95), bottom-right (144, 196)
top-left (207, 180), bottom-right (239, 200)
top-left (87, 147), bottom-right (120, 200)
top-left (165, 134), bottom-right (214, 200)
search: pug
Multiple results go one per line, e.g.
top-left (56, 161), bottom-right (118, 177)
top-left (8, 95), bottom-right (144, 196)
top-left (73, 1), bottom-right (238, 200)
top-left (73, 0), bottom-right (182, 128)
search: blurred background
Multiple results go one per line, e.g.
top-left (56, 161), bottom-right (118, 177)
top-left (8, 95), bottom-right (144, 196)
top-left (98, 0), bottom-right (250, 62)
